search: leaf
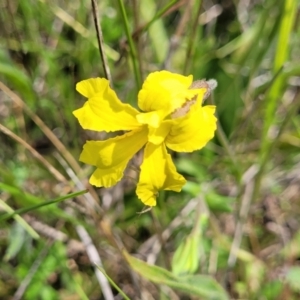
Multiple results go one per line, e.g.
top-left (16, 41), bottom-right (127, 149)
top-left (205, 192), bottom-right (234, 213)
top-left (172, 234), bottom-right (200, 276)
top-left (140, 0), bottom-right (168, 63)
top-left (286, 267), bottom-right (300, 292)
top-left (281, 231), bottom-right (300, 260)
top-left (0, 50), bottom-right (35, 105)
top-left (4, 222), bottom-right (27, 261)
top-left (183, 182), bottom-right (234, 213)
top-left (124, 250), bottom-right (229, 300)
top-left (182, 181), bottom-right (201, 196)
top-left (0, 199), bottom-right (39, 240)
top-left (177, 160), bottom-right (207, 180)
top-left (178, 275), bottom-right (229, 300)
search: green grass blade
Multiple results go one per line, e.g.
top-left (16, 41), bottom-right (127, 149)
top-left (0, 190), bottom-right (87, 222)
top-left (0, 199), bottom-right (39, 239)
top-left (142, 0), bottom-right (178, 34)
top-left (140, 0), bottom-right (169, 64)
top-left (261, 0), bottom-right (297, 155)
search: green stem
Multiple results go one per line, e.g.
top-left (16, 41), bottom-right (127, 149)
top-left (260, 0), bottom-right (297, 156)
top-left (142, 0), bottom-right (178, 33)
top-left (117, 0), bottom-right (142, 89)
top-left (253, 0), bottom-right (297, 203)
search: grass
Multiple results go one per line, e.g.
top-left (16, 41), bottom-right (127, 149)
top-left (0, 0), bottom-right (300, 299)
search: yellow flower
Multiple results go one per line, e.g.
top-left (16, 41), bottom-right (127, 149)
top-left (73, 71), bottom-right (217, 206)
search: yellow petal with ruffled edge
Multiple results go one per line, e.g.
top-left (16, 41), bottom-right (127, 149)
top-left (73, 78), bottom-right (140, 132)
top-left (166, 105), bottom-right (217, 152)
top-left (136, 71), bottom-right (201, 127)
top-left (76, 77), bottom-right (107, 98)
top-left (80, 127), bottom-right (148, 187)
top-left (136, 143), bottom-right (186, 206)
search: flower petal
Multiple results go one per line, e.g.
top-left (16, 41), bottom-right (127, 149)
top-left (147, 120), bottom-right (173, 145)
top-left (136, 110), bottom-right (165, 128)
top-left (166, 105), bottom-right (217, 152)
top-left (136, 143), bottom-right (186, 206)
top-left (76, 78), bottom-right (108, 98)
top-left (80, 128), bottom-right (148, 187)
top-left (73, 78), bottom-right (140, 132)
top-left (137, 71), bottom-right (201, 126)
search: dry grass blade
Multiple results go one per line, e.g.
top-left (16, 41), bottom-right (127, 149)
top-left (0, 81), bottom-right (81, 174)
top-left (76, 225), bottom-right (114, 300)
top-left (0, 123), bottom-right (66, 183)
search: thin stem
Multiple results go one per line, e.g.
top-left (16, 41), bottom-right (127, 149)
top-left (132, 0), bottom-right (144, 82)
top-left (227, 166), bottom-right (258, 268)
top-left (183, 0), bottom-right (203, 74)
top-left (131, 0), bottom-right (182, 41)
top-left (142, 0), bottom-right (179, 34)
top-left (91, 0), bottom-right (112, 83)
top-left (260, 0), bottom-right (296, 157)
top-left (150, 208), bottom-right (172, 270)
top-left (210, 93), bottom-right (242, 180)
top-left (163, 0), bottom-right (193, 70)
top-left (252, 90), bottom-right (300, 204)
top-left (117, 0), bottom-right (141, 88)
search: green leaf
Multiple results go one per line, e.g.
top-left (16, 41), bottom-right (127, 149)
top-left (281, 231), bottom-right (300, 259)
top-left (179, 275), bottom-right (229, 300)
top-left (172, 234), bottom-right (200, 276)
top-left (182, 181), bottom-right (201, 197)
top-left (140, 0), bottom-right (168, 63)
top-left (177, 160), bottom-right (207, 180)
top-left (286, 267), bottom-right (300, 292)
top-left (183, 182), bottom-right (234, 213)
top-left (4, 222), bottom-right (27, 261)
top-left (0, 50), bottom-right (35, 104)
top-left (0, 199), bottom-right (39, 239)
top-left (124, 251), bottom-right (229, 300)
top-left (260, 280), bottom-right (283, 299)
top-left (205, 192), bottom-right (234, 213)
